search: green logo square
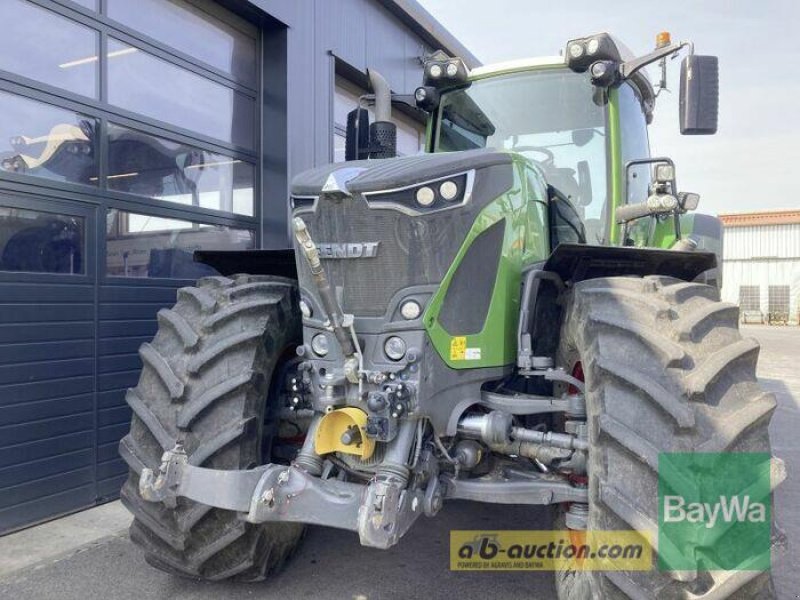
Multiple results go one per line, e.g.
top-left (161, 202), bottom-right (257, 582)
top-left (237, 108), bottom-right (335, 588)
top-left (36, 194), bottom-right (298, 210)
top-left (658, 452), bottom-right (771, 571)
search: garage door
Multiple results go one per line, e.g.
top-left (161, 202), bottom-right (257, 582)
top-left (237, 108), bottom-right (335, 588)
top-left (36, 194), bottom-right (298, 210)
top-left (0, 0), bottom-right (261, 534)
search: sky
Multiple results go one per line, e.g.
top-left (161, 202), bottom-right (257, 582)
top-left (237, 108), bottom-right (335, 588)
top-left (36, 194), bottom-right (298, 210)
top-left (417, 0), bottom-right (799, 216)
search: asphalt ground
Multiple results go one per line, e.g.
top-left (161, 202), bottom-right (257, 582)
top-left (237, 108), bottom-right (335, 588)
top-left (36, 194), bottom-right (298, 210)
top-left (0, 325), bottom-right (796, 600)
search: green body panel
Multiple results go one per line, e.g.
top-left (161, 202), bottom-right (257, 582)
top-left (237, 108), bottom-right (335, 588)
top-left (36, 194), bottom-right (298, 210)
top-left (423, 156), bottom-right (549, 369)
top-left (606, 87), bottom-right (624, 245)
top-left (420, 65), bottom-right (679, 368)
top-left (651, 217), bottom-right (679, 248)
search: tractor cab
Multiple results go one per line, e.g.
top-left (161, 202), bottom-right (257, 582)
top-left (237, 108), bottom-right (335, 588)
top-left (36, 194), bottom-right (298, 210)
top-left (424, 33), bottom-right (718, 250)
top-left (432, 61), bottom-right (617, 245)
top-left (348, 32), bottom-right (719, 252)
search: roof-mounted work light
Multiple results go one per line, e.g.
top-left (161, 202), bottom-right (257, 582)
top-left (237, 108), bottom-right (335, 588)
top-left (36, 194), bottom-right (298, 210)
top-left (422, 50), bottom-right (469, 89)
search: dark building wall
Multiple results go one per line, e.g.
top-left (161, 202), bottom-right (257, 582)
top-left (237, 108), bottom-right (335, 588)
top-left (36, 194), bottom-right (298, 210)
top-left (0, 0), bottom-right (472, 534)
top-left (245, 0), bottom-right (478, 245)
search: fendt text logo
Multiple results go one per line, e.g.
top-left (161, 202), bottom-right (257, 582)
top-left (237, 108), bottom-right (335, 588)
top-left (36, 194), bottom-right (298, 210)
top-left (317, 242), bottom-right (380, 259)
top-left (658, 452), bottom-right (772, 572)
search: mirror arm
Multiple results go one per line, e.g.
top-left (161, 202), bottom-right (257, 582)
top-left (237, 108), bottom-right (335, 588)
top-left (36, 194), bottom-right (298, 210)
top-left (619, 41), bottom-right (689, 80)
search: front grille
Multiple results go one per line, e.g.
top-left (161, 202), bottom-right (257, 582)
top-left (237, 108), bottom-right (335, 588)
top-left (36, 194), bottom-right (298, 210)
top-left (296, 194), bottom-right (472, 317)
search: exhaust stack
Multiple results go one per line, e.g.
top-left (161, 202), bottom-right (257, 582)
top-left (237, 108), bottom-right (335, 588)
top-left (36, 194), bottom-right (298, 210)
top-left (367, 69), bottom-right (396, 159)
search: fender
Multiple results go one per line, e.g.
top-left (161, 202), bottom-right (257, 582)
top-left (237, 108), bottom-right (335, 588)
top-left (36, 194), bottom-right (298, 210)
top-left (542, 243), bottom-right (716, 284)
top-left (517, 243), bottom-right (717, 370)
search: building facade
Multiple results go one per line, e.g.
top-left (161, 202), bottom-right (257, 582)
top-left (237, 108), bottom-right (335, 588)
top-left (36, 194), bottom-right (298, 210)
top-left (719, 210), bottom-right (800, 325)
top-left (0, 0), bottom-right (478, 534)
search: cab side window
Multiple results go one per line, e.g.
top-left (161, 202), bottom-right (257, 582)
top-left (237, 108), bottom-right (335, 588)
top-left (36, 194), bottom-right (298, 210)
top-left (619, 83), bottom-right (651, 204)
top-left (548, 185), bottom-right (586, 251)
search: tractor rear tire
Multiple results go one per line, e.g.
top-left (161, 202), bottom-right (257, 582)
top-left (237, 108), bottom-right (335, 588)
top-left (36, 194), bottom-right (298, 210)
top-left (553, 275), bottom-right (782, 599)
top-left (119, 274), bottom-right (305, 581)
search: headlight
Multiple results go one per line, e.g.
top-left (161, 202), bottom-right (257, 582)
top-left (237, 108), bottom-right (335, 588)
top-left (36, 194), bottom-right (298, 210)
top-left (439, 180), bottom-right (459, 201)
top-left (429, 64), bottom-right (442, 78)
top-left (384, 336), bottom-right (407, 361)
top-left (400, 300), bottom-right (421, 320)
top-left (586, 38), bottom-right (600, 55)
top-left (567, 42), bottom-right (584, 59)
top-left (415, 186), bottom-right (436, 207)
top-left (363, 172), bottom-right (470, 215)
top-left (446, 62), bottom-right (458, 77)
top-left (655, 164), bottom-right (675, 183)
top-left (590, 62), bottom-right (607, 78)
top-left (311, 333), bottom-right (329, 357)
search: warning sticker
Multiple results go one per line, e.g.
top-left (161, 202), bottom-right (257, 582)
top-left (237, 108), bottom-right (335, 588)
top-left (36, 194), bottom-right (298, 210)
top-left (450, 336), bottom-right (467, 361)
top-left (465, 348), bottom-right (482, 360)
top-left (451, 337), bottom-right (482, 361)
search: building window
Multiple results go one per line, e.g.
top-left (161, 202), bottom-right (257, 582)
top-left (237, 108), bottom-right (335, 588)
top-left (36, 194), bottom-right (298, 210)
top-left (106, 209), bottom-right (254, 278)
top-left (0, 0), bottom-right (99, 98)
top-left (106, 0), bottom-right (257, 87)
top-left (333, 77), bottom-right (424, 162)
top-left (738, 285), bottom-right (760, 312)
top-left (107, 39), bottom-right (255, 149)
top-left (0, 90), bottom-right (98, 186)
top-left (107, 124), bottom-right (255, 216)
top-left (0, 206), bottom-right (84, 274)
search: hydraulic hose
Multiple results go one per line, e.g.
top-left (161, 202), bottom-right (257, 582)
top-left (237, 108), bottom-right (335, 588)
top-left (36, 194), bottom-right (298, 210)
top-left (293, 218), bottom-right (355, 357)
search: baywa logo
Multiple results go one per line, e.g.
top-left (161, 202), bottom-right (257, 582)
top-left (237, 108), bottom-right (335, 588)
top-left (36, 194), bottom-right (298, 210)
top-left (658, 452), bottom-right (772, 572)
top-left (663, 494), bottom-right (767, 529)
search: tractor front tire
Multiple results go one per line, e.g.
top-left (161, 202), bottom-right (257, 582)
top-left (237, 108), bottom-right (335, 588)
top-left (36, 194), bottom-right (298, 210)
top-left (119, 274), bottom-right (305, 581)
top-left (554, 276), bottom-right (782, 600)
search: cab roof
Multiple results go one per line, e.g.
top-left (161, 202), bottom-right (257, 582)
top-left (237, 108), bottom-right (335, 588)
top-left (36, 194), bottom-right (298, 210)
top-left (470, 56), bottom-right (565, 79)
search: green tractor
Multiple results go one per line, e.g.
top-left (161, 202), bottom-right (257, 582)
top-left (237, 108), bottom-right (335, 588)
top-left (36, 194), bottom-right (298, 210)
top-left (121, 32), bottom-right (783, 598)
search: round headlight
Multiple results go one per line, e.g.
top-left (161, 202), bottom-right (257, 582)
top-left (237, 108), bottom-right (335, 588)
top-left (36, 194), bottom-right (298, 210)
top-left (446, 62), bottom-right (458, 77)
top-left (586, 38), bottom-right (600, 55)
top-left (414, 87), bottom-right (427, 103)
top-left (299, 299), bottom-right (312, 319)
top-left (311, 333), bottom-right (329, 357)
top-left (439, 180), bottom-right (459, 201)
top-left (429, 64), bottom-right (443, 78)
top-left (384, 336), bottom-right (407, 361)
top-left (415, 186), bottom-right (436, 207)
top-left (568, 42), bottom-right (584, 59)
top-left (590, 61), bottom-right (607, 78)
top-left (400, 300), bottom-right (421, 320)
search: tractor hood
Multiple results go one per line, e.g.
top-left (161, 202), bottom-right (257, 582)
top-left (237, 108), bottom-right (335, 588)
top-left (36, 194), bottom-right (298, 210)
top-left (290, 149), bottom-right (512, 197)
top-left (289, 148), bottom-right (515, 321)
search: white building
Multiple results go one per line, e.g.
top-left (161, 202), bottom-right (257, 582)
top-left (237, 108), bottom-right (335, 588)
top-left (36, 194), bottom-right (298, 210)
top-left (720, 210), bottom-right (800, 325)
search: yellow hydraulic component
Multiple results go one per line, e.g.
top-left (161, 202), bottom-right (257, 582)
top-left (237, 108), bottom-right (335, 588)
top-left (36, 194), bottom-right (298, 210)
top-left (314, 407), bottom-right (375, 459)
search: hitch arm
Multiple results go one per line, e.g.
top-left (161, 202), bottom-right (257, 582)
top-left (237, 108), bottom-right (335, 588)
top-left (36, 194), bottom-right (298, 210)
top-left (139, 445), bottom-right (267, 512)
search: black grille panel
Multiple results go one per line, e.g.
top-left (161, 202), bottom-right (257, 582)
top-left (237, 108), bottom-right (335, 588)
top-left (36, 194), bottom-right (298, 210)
top-left (296, 195), bottom-right (471, 317)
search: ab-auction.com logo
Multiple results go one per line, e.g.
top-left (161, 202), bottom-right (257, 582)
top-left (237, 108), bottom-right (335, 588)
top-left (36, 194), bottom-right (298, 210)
top-left (450, 531), bottom-right (650, 571)
top-left (658, 452), bottom-right (772, 572)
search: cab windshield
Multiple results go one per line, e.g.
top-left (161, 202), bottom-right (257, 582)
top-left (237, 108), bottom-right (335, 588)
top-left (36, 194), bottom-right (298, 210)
top-left (434, 69), bottom-right (608, 243)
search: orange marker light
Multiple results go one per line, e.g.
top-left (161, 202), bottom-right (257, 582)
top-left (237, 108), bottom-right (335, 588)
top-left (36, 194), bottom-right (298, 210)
top-left (656, 31), bottom-right (672, 48)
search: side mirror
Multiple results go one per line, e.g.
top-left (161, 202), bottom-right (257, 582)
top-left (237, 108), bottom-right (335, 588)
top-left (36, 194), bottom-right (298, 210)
top-left (679, 55), bottom-right (719, 135)
top-left (345, 108), bottom-right (369, 161)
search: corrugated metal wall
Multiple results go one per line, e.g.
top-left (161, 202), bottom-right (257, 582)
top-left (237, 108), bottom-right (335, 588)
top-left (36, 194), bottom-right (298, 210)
top-left (723, 224), bottom-right (800, 260)
top-left (721, 223), bottom-right (800, 323)
top-left (249, 0), bottom-right (437, 176)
